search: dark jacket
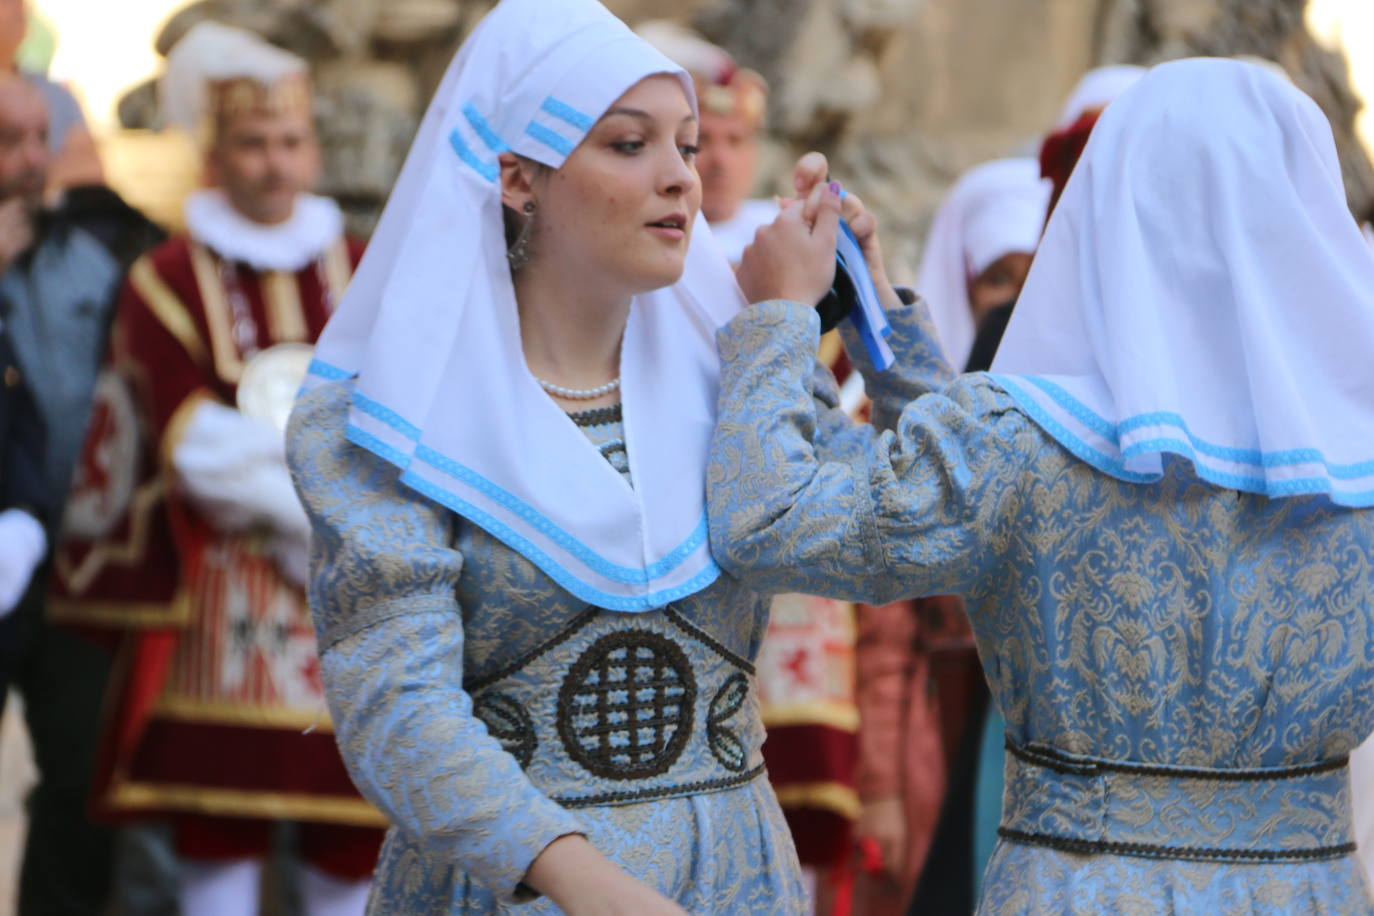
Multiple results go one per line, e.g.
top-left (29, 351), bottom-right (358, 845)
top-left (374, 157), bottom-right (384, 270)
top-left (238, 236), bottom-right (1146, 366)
top-left (0, 328), bottom-right (46, 523)
top-left (0, 185), bottom-right (163, 532)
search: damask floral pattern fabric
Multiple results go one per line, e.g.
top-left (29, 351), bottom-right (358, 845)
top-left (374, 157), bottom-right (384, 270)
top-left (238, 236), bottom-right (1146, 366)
top-left (707, 300), bottom-right (1374, 914)
top-left (288, 383), bottom-right (810, 914)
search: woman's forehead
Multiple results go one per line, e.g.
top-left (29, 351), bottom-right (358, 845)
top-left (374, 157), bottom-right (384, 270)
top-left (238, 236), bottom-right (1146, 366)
top-left (600, 74), bottom-right (695, 123)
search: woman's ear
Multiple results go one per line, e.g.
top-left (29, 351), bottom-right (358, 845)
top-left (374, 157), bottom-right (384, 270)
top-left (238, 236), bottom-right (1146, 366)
top-left (499, 152), bottom-right (536, 212)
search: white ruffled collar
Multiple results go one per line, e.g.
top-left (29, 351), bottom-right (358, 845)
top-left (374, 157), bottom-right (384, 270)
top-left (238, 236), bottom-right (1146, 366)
top-left (184, 189), bottom-right (345, 272)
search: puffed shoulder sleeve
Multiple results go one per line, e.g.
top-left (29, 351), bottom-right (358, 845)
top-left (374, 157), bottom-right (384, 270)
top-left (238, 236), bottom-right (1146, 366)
top-left (287, 383), bottom-right (584, 903)
top-left (708, 301), bottom-right (1035, 606)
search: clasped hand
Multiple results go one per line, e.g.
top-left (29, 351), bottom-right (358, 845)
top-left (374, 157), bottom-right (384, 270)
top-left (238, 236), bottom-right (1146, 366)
top-left (736, 152), bottom-right (900, 312)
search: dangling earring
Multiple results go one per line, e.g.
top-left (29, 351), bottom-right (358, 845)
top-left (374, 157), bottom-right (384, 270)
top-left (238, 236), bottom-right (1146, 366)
top-left (507, 201), bottom-right (536, 270)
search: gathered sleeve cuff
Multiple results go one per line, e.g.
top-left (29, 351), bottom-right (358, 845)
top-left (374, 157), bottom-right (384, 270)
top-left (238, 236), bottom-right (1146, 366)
top-left (287, 385), bottom-right (584, 903)
top-left (709, 300), bottom-right (1030, 607)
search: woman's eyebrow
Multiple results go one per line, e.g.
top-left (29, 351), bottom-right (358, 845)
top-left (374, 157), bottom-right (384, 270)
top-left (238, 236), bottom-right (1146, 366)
top-left (601, 107), bottom-right (698, 125)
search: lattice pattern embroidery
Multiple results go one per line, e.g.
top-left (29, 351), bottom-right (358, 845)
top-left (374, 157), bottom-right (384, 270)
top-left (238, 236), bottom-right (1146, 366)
top-left (557, 630), bottom-right (697, 780)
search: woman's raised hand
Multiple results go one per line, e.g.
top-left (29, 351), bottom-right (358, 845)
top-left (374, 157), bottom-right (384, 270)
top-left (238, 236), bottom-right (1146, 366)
top-left (736, 177), bottom-right (842, 306)
top-left (789, 152), bottom-right (879, 259)
top-left (740, 151), bottom-right (904, 312)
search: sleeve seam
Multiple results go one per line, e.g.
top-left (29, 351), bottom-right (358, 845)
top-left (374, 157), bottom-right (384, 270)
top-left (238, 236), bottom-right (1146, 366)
top-left (319, 594), bottom-right (458, 652)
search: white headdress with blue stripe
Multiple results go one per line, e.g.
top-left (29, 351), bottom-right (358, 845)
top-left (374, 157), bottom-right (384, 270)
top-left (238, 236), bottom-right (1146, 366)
top-left (991, 58), bottom-right (1374, 506)
top-left (305, 0), bottom-right (745, 609)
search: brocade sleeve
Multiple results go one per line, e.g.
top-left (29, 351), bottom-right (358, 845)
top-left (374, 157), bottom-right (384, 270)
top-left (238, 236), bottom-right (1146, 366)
top-left (287, 384), bottom-right (584, 904)
top-left (708, 300), bottom-right (1032, 605)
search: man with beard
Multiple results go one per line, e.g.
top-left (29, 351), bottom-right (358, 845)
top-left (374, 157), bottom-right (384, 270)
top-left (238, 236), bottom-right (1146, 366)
top-left (49, 23), bottom-right (381, 916)
top-left (0, 72), bottom-right (162, 915)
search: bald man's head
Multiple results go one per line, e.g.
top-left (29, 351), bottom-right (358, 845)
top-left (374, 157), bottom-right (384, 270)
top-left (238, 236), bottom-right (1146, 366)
top-left (0, 74), bottom-right (48, 208)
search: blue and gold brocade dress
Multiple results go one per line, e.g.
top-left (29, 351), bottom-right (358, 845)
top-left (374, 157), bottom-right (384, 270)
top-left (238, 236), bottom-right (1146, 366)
top-left (707, 300), bottom-right (1374, 915)
top-left (287, 388), bottom-right (815, 914)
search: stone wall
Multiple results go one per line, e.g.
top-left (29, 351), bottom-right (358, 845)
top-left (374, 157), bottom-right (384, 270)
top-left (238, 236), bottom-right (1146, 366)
top-left (123, 0), bottom-right (1373, 276)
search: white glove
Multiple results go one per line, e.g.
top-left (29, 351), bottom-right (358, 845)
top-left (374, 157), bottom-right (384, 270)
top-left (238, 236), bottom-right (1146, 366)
top-left (0, 508), bottom-right (46, 616)
top-left (172, 401), bottom-right (311, 539)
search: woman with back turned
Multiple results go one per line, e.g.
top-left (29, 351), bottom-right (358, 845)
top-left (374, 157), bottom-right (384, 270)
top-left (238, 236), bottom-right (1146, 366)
top-left (710, 59), bottom-right (1374, 914)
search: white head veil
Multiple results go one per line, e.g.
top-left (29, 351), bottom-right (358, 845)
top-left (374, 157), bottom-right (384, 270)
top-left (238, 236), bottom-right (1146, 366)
top-left (1052, 64), bottom-right (1146, 130)
top-left (916, 159), bottom-right (1051, 369)
top-left (991, 58), bottom-right (1374, 506)
top-left (303, 0), bottom-right (745, 610)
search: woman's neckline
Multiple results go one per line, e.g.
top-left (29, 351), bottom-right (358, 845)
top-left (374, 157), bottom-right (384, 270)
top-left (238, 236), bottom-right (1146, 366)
top-left (565, 403), bottom-right (623, 427)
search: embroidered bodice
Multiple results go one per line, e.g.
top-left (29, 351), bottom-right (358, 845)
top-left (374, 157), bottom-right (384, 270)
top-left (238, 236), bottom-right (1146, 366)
top-left (287, 380), bottom-right (829, 912)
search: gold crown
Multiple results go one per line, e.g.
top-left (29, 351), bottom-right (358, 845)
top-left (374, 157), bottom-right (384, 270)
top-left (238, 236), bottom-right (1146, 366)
top-left (208, 72), bottom-right (312, 124)
top-left (695, 69), bottom-right (767, 128)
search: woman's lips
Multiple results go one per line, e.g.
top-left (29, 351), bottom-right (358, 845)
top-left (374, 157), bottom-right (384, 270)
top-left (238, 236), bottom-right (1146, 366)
top-left (646, 225), bottom-right (686, 241)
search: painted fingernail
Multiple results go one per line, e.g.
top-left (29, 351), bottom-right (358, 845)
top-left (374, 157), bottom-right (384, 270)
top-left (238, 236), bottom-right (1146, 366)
top-left (829, 181), bottom-right (842, 196)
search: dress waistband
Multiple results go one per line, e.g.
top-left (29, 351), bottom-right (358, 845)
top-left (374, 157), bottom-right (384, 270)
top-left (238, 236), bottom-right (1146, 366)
top-left (998, 740), bottom-right (1356, 864)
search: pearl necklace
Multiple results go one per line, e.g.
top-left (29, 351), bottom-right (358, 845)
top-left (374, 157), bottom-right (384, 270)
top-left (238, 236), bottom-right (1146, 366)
top-left (535, 376), bottom-right (621, 400)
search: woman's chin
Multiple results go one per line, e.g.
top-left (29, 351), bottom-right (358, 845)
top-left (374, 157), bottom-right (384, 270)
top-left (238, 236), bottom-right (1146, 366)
top-left (623, 257), bottom-right (689, 295)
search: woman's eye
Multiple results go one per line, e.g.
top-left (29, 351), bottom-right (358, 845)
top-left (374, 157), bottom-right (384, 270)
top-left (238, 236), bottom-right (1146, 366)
top-left (611, 140), bottom-right (645, 154)
top-left (679, 144), bottom-right (700, 160)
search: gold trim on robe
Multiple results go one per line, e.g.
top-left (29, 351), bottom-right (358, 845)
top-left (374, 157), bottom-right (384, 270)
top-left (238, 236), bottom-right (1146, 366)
top-left (109, 782), bottom-right (389, 828)
top-left (772, 781), bottom-right (863, 820)
top-left (761, 701), bottom-right (861, 733)
top-left (47, 592), bottom-right (193, 629)
top-left (150, 696), bottom-right (335, 732)
top-left (129, 257), bottom-right (210, 367)
top-left (189, 243), bottom-right (245, 385)
top-left (263, 271), bottom-right (308, 342)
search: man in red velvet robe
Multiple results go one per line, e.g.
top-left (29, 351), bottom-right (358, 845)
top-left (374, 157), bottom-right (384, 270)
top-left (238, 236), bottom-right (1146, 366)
top-left (51, 23), bottom-right (381, 915)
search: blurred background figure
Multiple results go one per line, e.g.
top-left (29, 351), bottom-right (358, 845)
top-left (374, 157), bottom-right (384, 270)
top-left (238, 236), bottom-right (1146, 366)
top-left (636, 20), bottom-right (775, 266)
top-left (1037, 65), bottom-right (1145, 222)
top-left (0, 71), bottom-right (161, 916)
top-left (849, 594), bottom-right (971, 916)
top-left (48, 22), bottom-right (380, 916)
top-left (916, 159), bottom-right (1051, 373)
top-left (0, 0), bottom-right (100, 192)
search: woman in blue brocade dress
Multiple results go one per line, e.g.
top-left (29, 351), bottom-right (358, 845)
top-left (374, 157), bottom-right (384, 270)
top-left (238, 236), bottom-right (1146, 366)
top-left (280, 0), bottom-right (921, 913)
top-left (709, 60), bottom-right (1374, 914)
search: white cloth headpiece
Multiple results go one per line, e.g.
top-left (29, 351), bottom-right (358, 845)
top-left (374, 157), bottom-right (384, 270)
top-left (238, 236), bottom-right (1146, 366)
top-left (304, 0), bottom-right (746, 610)
top-left (916, 159), bottom-right (1050, 369)
top-left (991, 58), bottom-right (1374, 506)
top-left (1052, 64), bottom-right (1146, 129)
top-left (634, 21), bottom-right (735, 83)
top-left (161, 21), bottom-right (308, 131)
